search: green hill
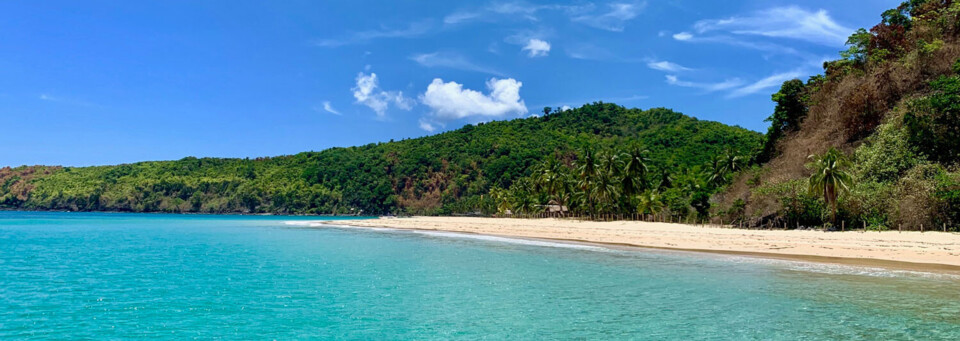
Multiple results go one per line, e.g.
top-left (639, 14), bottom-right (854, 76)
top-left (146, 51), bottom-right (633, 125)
top-left (1, 103), bottom-right (761, 215)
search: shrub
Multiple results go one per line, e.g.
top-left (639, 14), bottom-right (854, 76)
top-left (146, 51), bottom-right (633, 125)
top-left (853, 122), bottom-right (922, 183)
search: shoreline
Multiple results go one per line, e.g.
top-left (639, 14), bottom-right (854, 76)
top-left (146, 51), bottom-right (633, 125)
top-left (309, 216), bottom-right (960, 274)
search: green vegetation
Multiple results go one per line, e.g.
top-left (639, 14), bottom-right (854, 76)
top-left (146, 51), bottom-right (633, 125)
top-left (722, 0), bottom-right (960, 231)
top-left (0, 103), bottom-right (762, 215)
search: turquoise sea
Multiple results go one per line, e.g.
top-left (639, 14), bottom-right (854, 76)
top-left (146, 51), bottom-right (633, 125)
top-left (1, 212), bottom-right (959, 339)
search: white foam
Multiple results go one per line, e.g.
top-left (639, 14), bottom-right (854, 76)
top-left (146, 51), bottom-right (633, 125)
top-left (285, 220), bottom-right (959, 280)
top-left (722, 254), bottom-right (960, 280)
top-left (410, 230), bottom-right (606, 251)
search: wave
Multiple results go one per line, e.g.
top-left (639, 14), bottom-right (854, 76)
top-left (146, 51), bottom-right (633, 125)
top-left (285, 220), bottom-right (959, 280)
top-left (410, 230), bottom-right (607, 251)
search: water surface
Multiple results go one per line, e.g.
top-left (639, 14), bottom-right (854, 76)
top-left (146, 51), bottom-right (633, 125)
top-left (2, 212), bottom-right (959, 339)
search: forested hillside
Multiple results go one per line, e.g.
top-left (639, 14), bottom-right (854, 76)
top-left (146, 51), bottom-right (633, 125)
top-left (718, 0), bottom-right (960, 230)
top-left (0, 103), bottom-right (761, 215)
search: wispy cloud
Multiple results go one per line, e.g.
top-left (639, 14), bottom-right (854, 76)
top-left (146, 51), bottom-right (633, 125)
top-left (315, 21), bottom-right (432, 47)
top-left (319, 101), bottom-right (342, 115)
top-left (665, 75), bottom-right (743, 92)
top-left (564, 43), bottom-right (641, 62)
top-left (671, 33), bottom-right (801, 55)
top-left (572, 1), bottom-right (646, 32)
top-left (727, 70), bottom-right (803, 98)
top-left (646, 60), bottom-right (692, 72)
top-left (38, 93), bottom-right (96, 107)
top-left (418, 118), bottom-right (439, 132)
top-left (445, 1), bottom-right (643, 31)
top-left (521, 39), bottom-right (551, 57)
top-left (352, 72), bottom-right (414, 118)
top-left (410, 52), bottom-right (504, 76)
top-left (689, 6), bottom-right (852, 46)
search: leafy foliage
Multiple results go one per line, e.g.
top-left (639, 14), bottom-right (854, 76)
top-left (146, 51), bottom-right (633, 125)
top-left (1, 103), bottom-right (761, 215)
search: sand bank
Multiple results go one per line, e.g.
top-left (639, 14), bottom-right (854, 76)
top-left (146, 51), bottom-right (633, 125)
top-left (311, 216), bottom-right (960, 271)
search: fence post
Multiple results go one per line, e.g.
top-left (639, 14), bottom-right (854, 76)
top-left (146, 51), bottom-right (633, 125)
top-left (921, 224), bottom-right (924, 232)
top-left (842, 221), bottom-right (845, 231)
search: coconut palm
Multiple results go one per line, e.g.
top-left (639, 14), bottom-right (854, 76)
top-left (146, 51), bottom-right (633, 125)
top-left (534, 158), bottom-right (571, 216)
top-left (575, 149), bottom-right (599, 215)
top-left (708, 151), bottom-right (743, 188)
top-left (807, 147), bottom-right (852, 222)
top-left (636, 190), bottom-right (664, 221)
top-left (621, 147), bottom-right (650, 197)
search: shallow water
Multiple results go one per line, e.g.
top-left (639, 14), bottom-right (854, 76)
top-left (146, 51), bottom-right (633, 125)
top-left (2, 212), bottom-right (959, 339)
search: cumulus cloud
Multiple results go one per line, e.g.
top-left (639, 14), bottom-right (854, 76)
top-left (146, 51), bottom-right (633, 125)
top-left (410, 52), bottom-right (504, 76)
top-left (352, 72), bottom-right (413, 117)
top-left (665, 75), bottom-right (743, 92)
top-left (646, 60), bottom-right (692, 72)
top-left (522, 39), bottom-right (551, 57)
top-left (691, 6), bottom-right (852, 46)
top-left (421, 78), bottom-right (528, 120)
top-left (321, 101), bottom-right (342, 115)
top-left (727, 71), bottom-right (803, 98)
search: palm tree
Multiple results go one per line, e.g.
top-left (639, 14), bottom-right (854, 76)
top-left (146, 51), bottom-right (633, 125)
top-left (708, 151), bottom-right (743, 188)
top-left (593, 168), bottom-right (620, 215)
top-left (807, 147), bottom-right (852, 223)
top-left (535, 158), bottom-right (570, 216)
top-left (621, 147), bottom-right (650, 197)
top-left (490, 187), bottom-right (512, 215)
top-left (636, 190), bottom-right (663, 221)
top-left (575, 149), bottom-right (599, 216)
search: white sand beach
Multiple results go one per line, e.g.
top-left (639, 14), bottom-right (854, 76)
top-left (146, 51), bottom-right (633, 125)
top-left (313, 216), bottom-right (960, 271)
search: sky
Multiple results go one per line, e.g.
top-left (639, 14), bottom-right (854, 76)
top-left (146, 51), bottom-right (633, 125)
top-left (0, 0), bottom-right (901, 167)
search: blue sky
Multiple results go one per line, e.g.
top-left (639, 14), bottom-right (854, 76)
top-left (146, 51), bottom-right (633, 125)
top-left (0, 0), bottom-right (900, 167)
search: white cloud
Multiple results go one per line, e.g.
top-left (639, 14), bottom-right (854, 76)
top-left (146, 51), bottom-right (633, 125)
top-left (727, 71), bottom-right (803, 98)
top-left (39, 94), bottom-right (60, 102)
top-left (560, 105), bottom-right (572, 112)
top-left (665, 75), bottom-right (743, 92)
top-left (647, 60), bottom-right (692, 72)
top-left (38, 93), bottom-right (96, 107)
top-left (320, 101), bottom-right (342, 115)
top-left (672, 32), bottom-right (693, 41)
top-left (316, 21), bottom-right (432, 47)
top-left (522, 39), bottom-right (551, 57)
top-left (410, 52), bottom-right (504, 76)
top-left (421, 78), bottom-right (528, 120)
top-left (352, 72), bottom-right (413, 117)
top-left (672, 32), bottom-right (801, 55)
top-left (572, 2), bottom-right (646, 32)
top-left (445, 2), bottom-right (643, 31)
top-left (444, 11), bottom-right (482, 24)
top-left (418, 118), bottom-right (439, 132)
top-left (691, 6), bottom-right (852, 46)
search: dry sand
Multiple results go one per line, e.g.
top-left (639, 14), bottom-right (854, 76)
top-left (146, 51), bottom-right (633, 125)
top-left (312, 216), bottom-right (960, 271)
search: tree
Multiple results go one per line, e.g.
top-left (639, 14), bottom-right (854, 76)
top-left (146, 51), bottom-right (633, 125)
top-left (840, 28), bottom-right (872, 64)
top-left (636, 190), bottom-right (663, 221)
top-left (621, 147), bottom-right (650, 197)
top-left (709, 152), bottom-right (743, 187)
top-left (807, 148), bottom-right (853, 223)
top-left (760, 79), bottom-right (808, 162)
top-left (542, 107), bottom-right (552, 116)
top-left (576, 149), bottom-right (599, 215)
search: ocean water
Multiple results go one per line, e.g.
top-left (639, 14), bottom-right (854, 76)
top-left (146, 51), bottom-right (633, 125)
top-left (2, 212), bottom-right (959, 340)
